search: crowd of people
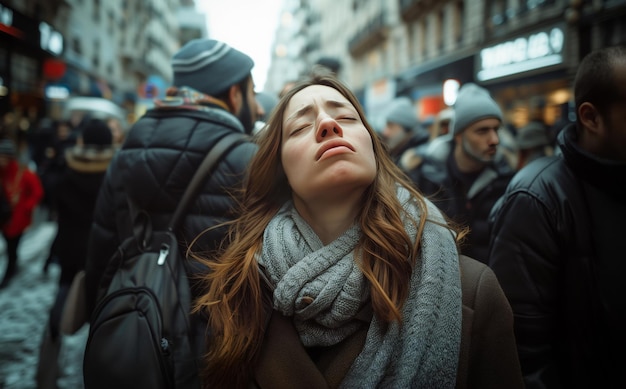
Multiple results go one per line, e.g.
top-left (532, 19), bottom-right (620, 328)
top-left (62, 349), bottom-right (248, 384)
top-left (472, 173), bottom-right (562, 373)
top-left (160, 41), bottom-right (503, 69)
top-left (0, 38), bottom-right (624, 388)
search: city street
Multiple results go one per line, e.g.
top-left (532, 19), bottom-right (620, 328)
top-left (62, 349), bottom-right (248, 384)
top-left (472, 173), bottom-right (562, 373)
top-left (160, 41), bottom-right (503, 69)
top-left (0, 220), bottom-right (87, 389)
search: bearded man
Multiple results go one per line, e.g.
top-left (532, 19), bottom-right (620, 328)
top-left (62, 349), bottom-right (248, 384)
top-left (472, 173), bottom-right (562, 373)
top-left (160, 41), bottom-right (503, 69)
top-left (408, 83), bottom-right (514, 263)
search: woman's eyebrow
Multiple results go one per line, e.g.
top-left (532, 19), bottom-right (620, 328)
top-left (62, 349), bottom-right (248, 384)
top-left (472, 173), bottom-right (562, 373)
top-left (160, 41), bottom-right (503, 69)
top-left (285, 100), bottom-right (351, 123)
top-left (285, 104), bottom-right (314, 123)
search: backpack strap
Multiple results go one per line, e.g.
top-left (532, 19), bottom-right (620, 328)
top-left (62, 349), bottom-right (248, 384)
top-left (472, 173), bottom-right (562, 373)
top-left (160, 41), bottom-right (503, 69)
top-left (169, 132), bottom-right (248, 231)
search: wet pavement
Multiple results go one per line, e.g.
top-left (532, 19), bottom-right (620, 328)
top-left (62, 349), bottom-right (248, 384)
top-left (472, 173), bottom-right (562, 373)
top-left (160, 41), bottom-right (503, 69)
top-left (0, 221), bottom-right (87, 389)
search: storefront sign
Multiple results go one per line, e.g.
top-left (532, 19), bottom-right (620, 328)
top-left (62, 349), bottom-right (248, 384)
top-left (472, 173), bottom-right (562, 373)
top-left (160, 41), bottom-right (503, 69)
top-left (0, 4), bottom-right (21, 39)
top-left (477, 24), bottom-right (565, 82)
top-left (0, 3), bottom-right (63, 55)
top-left (45, 84), bottom-right (70, 100)
top-left (40, 22), bottom-right (63, 55)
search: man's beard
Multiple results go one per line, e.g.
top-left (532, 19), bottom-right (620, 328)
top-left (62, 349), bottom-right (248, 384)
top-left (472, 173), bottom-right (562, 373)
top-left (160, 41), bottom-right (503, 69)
top-left (237, 96), bottom-right (255, 134)
top-left (462, 137), bottom-right (496, 164)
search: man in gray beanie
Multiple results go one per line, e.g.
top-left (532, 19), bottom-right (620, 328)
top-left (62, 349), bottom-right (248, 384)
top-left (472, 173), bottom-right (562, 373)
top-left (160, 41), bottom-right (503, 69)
top-left (381, 97), bottom-right (430, 171)
top-left (408, 83), bottom-right (514, 263)
top-left (84, 39), bottom-right (259, 387)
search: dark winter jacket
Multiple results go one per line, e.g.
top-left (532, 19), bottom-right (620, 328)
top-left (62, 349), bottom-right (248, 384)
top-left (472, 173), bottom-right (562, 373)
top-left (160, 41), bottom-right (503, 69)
top-left (51, 145), bottom-right (114, 284)
top-left (409, 137), bottom-right (514, 263)
top-left (488, 123), bottom-right (626, 389)
top-left (84, 106), bottom-right (257, 315)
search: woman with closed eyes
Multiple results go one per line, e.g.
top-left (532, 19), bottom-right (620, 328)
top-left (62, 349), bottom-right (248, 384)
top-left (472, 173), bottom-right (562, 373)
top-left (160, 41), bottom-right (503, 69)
top-left (192, 72), bottom-right (523, 389)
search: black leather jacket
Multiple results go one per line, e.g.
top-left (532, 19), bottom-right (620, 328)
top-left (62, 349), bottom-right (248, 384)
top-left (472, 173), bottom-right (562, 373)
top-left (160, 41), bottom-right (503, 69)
top-left (85, 106), bottom-right (257, 314)
top-left (488, 124), bottom-right (626, 388)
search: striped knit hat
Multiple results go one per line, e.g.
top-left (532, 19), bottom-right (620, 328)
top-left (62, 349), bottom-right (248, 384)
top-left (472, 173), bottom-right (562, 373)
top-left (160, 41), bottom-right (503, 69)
top-left (171, 39), bottom-right (254, 97)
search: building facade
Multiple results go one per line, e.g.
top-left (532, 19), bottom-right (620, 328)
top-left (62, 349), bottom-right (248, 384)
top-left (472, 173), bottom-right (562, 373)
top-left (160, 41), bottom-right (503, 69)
top-left (0, 0), bottom-right (65, 122)
top-left (0, 0), bottom-right (206, 127)
top-left (267, 0), bottom-right (626, 131)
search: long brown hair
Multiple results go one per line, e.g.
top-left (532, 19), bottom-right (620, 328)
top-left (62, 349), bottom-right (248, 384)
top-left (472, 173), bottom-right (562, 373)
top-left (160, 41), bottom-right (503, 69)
top-left (192, 72), bottom-right (461, 387)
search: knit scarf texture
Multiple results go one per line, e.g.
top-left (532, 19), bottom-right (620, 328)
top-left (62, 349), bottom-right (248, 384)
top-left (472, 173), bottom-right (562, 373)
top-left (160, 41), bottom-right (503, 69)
top-left (259, 187), bottom-right (462, 388)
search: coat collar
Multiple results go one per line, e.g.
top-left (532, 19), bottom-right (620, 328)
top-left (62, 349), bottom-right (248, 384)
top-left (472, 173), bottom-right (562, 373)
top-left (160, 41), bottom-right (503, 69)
top-left (64, 146), bottom-right (115, 173)
top-left (559, 124), bottom-right (626, 200)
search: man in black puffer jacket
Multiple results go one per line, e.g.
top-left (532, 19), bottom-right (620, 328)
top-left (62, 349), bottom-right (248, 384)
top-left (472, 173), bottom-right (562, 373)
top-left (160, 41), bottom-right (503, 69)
top-left (84, 38), bottom-right (259, 369)
top-left (488, 45), bottom-right (626, 389)
top-left (408, 83), bottom-right (515, 263)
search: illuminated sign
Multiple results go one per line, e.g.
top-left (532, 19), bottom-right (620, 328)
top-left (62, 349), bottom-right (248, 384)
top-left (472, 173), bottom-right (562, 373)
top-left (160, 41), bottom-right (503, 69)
top-left (477, 24), bottom-right (565, 82)
top-left (40, 22), bottom-right (63, 55)
top-left (0, 4), bottom-right (21, 38)
top-left (0, 5), bottom-right (13, 25)
top-left (0, 4), bottom-right (63, 55)
top-left (45, 85), bottom-right (70, 100)
top-left (443, 79), bottom-right (460, 106)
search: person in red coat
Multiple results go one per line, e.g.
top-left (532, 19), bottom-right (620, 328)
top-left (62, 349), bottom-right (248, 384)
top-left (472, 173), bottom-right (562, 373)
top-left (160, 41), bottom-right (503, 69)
top-left (0, 138), bottom-right (44, 288)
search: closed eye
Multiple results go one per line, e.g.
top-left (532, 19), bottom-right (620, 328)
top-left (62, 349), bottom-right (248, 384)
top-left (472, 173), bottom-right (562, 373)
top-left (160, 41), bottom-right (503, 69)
top-left (290, 124), bottom-right (311, 136)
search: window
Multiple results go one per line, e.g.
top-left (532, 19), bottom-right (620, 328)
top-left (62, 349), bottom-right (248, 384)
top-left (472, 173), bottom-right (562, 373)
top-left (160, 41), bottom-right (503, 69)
top-left (93, 0), bottom-right (100, 22)
top-left (454, 1), bottom-right (464, 44)
top-left (491, 0), bottom-right (506, 26)
top-left (437, 8), bottom-right (445, 51)
top-left (418, 19), bottom-right (426, 58)
top-left (72, 37), bottom-right (82, 55)
top-left (11, 53), bottom-right (38, 92)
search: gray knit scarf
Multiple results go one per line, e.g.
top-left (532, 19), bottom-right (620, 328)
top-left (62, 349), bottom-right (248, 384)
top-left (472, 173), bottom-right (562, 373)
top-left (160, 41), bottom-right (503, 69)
top-left (259, 187), bottom-right (462, 388)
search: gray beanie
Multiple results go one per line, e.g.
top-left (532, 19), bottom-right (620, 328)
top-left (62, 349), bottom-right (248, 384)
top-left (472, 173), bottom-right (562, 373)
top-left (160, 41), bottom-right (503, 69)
top-left (386, 97), bottom-right (419, 131)
top-left (0, 139), bottom-right (16, 157)
top-left (452, 83), bottom-right (502, 135)
top-left (171, 39), bottom-right (254, 96)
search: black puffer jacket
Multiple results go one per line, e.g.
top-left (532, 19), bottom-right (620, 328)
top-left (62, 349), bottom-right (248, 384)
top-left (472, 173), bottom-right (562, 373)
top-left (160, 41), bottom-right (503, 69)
top-left (488, 124), bottom-right (626, 389)
top-left (409, 136), bottom-right (514, 263)
top-left (85, 106), bottom-right (257, 314)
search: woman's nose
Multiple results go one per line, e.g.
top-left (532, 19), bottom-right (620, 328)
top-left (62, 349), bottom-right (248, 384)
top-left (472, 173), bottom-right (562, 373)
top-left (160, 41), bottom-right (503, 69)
top-left (316, 118), bottom-right (343, 142)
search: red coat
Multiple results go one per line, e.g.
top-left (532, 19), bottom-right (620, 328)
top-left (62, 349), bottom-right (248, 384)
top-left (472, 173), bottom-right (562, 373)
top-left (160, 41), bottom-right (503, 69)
top-left (1, 160), bottom-right (43, 238)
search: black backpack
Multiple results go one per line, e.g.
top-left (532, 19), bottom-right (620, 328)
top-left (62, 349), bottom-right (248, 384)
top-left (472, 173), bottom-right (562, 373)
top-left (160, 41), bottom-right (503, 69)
top-left (83, 132), bottom-right (247, 389)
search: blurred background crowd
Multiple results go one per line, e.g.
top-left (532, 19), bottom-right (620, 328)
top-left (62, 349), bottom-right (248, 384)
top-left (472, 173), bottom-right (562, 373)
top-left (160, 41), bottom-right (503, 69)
top-left (1, 0), bottom-right (624, 154)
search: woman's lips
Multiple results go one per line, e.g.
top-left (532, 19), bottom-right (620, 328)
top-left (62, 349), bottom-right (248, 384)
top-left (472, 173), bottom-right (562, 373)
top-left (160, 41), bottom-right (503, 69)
top-left (315, 140), bottom-right (355, 160)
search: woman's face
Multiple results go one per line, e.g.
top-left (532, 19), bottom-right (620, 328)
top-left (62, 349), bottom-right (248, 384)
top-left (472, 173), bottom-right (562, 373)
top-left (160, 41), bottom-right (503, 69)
top-left (281, 85), bottom-right (377, 204)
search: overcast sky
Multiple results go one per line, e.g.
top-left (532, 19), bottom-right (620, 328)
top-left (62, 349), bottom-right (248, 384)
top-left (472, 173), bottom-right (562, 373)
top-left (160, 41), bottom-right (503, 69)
top-left (195, 0), bottom-right (284, 92)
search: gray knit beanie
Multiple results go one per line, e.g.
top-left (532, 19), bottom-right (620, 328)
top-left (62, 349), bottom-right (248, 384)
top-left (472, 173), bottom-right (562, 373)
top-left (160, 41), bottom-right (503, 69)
top-left (171, 39), bottom-right (254, 96)
top-left (386, 97), bottom-right (420, 131)
top-left (452, 83), bottom-right (502, 135)
top-left (0, 139), bottom-right (16, 158)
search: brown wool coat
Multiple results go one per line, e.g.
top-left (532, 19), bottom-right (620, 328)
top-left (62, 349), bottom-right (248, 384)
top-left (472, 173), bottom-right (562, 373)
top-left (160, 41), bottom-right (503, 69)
top-left (252, 255), bottom-right (524, 389)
